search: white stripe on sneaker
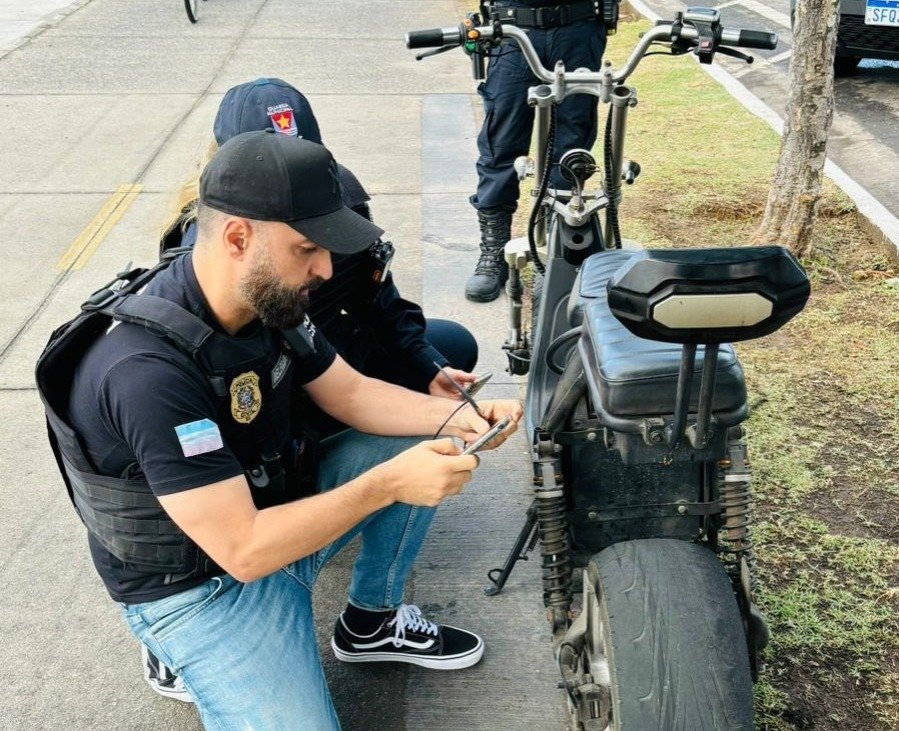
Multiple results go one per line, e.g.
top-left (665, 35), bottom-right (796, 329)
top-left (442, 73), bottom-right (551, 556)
top-left (350, 636), bottom-right (437, 651)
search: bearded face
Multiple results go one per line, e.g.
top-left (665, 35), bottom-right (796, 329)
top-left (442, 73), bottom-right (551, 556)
top-left (239, 238), bottom-right (325, 330)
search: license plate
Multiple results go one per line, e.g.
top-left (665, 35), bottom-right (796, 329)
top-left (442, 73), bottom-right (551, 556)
top-left (866, 0), bottom-right (899, 26)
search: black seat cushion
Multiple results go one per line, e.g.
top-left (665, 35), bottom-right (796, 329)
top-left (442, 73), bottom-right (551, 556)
top-left (568, 250), bottom-right (634, 327)
top-left (575, 252), bottom-right (747, 418)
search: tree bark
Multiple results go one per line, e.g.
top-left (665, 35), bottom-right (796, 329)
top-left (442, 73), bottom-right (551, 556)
top-left (753, 0), bottom-right (840, 259)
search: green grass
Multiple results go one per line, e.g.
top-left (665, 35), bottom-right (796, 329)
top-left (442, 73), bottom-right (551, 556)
top-left (596, 19), bottom-right (899, 730)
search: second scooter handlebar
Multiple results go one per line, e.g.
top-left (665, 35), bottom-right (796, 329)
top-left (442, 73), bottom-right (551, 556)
top-left (720, 28), bottom-right (778, 50)
top-left (406, 16), bottom-right (778, 84)
top-left (405, 26), bottom-right (463, 49)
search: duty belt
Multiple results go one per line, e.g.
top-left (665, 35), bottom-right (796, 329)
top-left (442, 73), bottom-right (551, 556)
top-left (489, 1), bottom-right (601, 29)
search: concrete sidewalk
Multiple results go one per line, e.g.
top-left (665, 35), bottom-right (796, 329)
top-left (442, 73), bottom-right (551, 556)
top-left (0, 0), bottom-right (564, 729)
top-left (0, 0), bottom-right (86, 54)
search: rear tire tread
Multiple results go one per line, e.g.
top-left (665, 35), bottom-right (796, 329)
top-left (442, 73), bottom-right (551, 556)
top-left (589, 539), bottom-right (754, 730)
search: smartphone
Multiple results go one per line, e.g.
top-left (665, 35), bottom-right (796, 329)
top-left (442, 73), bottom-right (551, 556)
top-left (462, 415), bottom-right (513, 455)
top-left (465, 372), bottom-right (493, 398)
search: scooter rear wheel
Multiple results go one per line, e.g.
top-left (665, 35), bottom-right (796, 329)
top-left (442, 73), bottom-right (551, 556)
top-left (575, 539), bottom-right (754, 730)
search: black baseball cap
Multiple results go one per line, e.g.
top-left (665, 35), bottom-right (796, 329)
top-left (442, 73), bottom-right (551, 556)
top-left (199, 130), bottom-right (383, 255)
top-left (214, 77), bottom-right (322, 146)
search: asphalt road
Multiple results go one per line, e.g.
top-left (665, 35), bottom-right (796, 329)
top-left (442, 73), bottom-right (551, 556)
top-left (638, 0), bottom-right (899, 244)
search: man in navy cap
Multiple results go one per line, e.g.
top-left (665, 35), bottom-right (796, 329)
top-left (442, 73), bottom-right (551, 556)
top-left (45, 130), bottom-right (523, 730)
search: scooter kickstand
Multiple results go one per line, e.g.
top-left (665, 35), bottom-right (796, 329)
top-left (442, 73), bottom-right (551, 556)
top-left (484, 503), bottom-right (539, 596)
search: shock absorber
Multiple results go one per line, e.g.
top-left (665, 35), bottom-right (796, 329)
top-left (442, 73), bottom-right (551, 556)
top-left (533, 437), bottom-right (572, 635)
top-left (717, 433), bottom-right (757, 591)
top-left (717, 430), bottom-right (770, 675)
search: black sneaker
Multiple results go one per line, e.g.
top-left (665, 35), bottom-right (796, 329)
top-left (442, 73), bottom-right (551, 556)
top-left (141, 644), bottom-right (193, 703)
top-left (331, 604), bottom-right (484, 670)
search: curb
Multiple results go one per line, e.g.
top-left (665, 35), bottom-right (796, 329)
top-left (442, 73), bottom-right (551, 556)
top-left (0, 0), bottom-right (94, 61)
top-left (622, 0), bottom-right (899, 264)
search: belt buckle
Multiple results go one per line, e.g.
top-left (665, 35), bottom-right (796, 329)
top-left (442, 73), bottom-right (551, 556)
top-left (536, 5), bottom-right (566, 27)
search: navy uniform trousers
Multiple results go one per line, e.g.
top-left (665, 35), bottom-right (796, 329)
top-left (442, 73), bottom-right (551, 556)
top-left (470, 9), bottom-right (608, 213)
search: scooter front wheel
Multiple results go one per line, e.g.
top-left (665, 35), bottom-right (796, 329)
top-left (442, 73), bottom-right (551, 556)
top-left (572, 539), bottom-right (754, 730)
top-left (184, 0), bottom-right (199, 23)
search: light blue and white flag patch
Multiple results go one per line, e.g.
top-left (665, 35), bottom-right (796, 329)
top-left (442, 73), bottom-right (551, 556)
top-left (175, 419), bottom-right (224, 458)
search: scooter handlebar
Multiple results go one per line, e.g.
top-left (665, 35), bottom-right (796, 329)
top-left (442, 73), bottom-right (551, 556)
top-left (720, 28), bottom-right (778, 50)
top-left (405, 27), bottom-right (462, 49)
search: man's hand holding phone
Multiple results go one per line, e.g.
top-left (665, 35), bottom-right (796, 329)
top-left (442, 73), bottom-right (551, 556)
top-left (465, 372), bottom-right (492, 398)
top-left (448, 399), bottom-right (522, 452)
top-left (462, 415), bottom-right (513, 455)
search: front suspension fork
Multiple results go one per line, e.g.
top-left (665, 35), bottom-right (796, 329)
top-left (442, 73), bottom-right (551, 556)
top-left (503, 266), bottom-right (531, 375)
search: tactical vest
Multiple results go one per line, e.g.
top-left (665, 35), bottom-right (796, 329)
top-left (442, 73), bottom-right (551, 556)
top-left (36, 260), bottom-right (314, 578)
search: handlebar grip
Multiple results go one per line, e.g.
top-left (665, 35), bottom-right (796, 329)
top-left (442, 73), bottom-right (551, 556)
top-left (734, 29), bottom-right (778, 50)
top-left (406, 28), bottom-right (452, 49)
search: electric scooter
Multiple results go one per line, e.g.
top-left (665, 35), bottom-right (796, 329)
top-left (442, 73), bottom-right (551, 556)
top-left (407, 9), bottom-right (809, 729)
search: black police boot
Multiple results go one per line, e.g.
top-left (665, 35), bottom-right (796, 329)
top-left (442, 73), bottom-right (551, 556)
top-left (465, 209), bottom-right (512, 303)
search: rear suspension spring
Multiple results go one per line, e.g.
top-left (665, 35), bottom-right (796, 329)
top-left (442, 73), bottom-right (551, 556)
top-left (533, 452), bottom-right (572, 612)
top-left (717, 438), bottom-right (757, 591)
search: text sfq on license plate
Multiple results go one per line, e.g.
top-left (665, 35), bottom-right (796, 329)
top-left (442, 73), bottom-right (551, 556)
top-left (866, 0), bottom-right (899, 26)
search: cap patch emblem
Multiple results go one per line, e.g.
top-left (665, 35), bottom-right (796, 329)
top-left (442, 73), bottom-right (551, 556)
top-left (267, 103), bottom-right (298, 136)
top-left (230, 371), bottom-right (262, 424)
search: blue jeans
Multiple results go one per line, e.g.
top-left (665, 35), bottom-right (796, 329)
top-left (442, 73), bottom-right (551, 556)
top-left (121, 431), bottom-right (432, 730)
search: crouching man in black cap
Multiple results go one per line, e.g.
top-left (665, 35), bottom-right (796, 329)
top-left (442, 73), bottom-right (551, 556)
top-left (38, 130), bottom-right (522, 730)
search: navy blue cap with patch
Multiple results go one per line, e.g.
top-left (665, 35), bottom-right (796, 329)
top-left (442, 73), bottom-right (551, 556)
top-left (213, 78), bottom-right (322, 146)
top-left (212, 78), bottom-right (370, 211)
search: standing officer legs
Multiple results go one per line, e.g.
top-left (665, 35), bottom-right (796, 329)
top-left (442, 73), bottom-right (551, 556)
top-left (465, 33), bottom-right (538, 303)
top-left (545, 20), bottom-right (607, 189)
top-left (465, 16), bottom-right (607, 303)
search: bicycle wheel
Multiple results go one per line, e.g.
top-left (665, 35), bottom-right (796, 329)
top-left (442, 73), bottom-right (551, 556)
top-left (184, 0), bottom-right (199, 23)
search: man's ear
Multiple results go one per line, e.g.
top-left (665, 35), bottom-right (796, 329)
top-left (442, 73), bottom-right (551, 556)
top-left (222, 217), bottom-right (252, 260)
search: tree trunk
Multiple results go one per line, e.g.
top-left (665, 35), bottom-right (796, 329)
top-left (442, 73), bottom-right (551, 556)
top-left (753, 0), bottom-right (840, 259)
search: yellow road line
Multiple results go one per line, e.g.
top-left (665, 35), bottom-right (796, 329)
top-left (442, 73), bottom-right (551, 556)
top-left (56, 183), bottom-right (143, 271)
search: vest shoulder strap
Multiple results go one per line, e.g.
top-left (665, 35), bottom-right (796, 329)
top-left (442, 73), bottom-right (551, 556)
top-left (103, 294), bottom-right (215, 359)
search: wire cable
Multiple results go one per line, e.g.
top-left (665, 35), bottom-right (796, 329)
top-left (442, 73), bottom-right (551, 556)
top-left (432, 401), bottom-right (470, 440)
top-left (603, 103), bottom-right (623, 249)
top-left (528, 105), bottom-right (557, 275)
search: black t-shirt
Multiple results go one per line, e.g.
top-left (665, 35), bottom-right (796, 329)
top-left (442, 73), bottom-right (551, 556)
top-left (68, 253), bottom-right (336, 603)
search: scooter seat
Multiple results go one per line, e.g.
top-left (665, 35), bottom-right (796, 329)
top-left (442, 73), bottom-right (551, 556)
top-left (568, 251), bottom-right (632, 327)
top-left (575, 252), bottom-right (747, 419)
